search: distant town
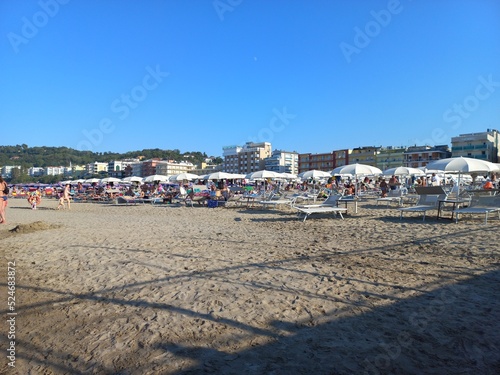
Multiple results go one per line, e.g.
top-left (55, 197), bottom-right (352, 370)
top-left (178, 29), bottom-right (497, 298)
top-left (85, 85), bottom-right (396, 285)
top-left (1, 129), bottom-right (498, 183)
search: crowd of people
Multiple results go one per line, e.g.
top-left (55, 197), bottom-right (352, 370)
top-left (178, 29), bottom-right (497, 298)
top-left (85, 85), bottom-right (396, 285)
top-left (0, 171), bottom-right (498, 219)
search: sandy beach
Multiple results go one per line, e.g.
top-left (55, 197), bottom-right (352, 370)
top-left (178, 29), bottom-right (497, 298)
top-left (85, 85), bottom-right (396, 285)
top-left (1, 197), bottom-right (499, 374)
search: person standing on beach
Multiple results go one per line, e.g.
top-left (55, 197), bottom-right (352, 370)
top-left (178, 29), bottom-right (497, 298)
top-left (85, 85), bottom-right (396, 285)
top-left (57, 184), bottom-right (71, 210)
top-left (431, 173), bottom-right (441, 186)
top-left (0, 177), bottom-right (8, 224)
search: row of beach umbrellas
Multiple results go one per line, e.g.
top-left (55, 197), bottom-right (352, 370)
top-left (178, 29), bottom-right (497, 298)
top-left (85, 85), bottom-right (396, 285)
top-left (60, 157), bottom-right (499, 186)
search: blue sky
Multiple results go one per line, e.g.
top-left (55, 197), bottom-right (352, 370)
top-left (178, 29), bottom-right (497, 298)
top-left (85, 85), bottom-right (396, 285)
top-left (1, 0), bottom-right (499, 157)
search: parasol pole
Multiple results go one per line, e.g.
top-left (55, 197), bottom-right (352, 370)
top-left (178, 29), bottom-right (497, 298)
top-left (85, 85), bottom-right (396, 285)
top-left (354, 174), bottom-right (358, 197)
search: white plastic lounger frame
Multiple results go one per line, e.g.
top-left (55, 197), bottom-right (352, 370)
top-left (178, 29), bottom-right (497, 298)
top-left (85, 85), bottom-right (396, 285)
top-left (453, 195), bottom-right (500, 224)
top-left (293, 194), bottom-right (347, 221)
top-left (295, 206), bottom-right (347, 222)
top-left (397, 186), bottom-right (447, 222)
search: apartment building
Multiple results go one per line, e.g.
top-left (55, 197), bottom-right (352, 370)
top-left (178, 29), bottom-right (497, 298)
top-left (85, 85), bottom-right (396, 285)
top-left (298, 152), bottom-right (335, 173)
top-left (376, 146), bottom-right (406, 170)
top-left (350, 146), bottom-right (379, 166)
top-left (264, 149), bottom-right (299, 174)
top-left (222, 142), bottom-right (272, 174)
top-left (404, 145), bottom-right (451, 168)
top-left (156, 160), bottom-right (195, 175)
top-left (451, 129), bottom-right (500, 162)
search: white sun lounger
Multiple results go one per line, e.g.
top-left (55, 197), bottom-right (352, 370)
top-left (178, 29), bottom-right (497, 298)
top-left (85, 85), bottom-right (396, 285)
top-left (293, 194), bottom-right (347, 222)
top-left (294, 205), bottom-right (347, 222)
top-left (453, 195), bottom-right (500, 224)
top-left (376, 188), bottom-right (404, 207)
top-left (294, 194), bottom-right (342, 209)
top-left (259, 192), bottom-right (296, 209)
top-left (397, 186), bottom-right (447, 221)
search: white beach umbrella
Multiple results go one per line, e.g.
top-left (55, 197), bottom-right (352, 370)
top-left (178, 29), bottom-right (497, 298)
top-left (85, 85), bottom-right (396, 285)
top-left (418, 166), bottom-right (441, 174)
top-left (100, 177), bottom-right (122, 184)
top-left (330, 163), bottom-right (382, 196)
top-left (122, 176), bottom-right (143, 183)
top-left (426, 157), bottom-right (499, 190)
top-left (490, 163), bottom-right (500, 172)
top-left (169, 173), bottom-right (199, 181)
top-left (245, 170), bottom-right (282, 191)
top-left (330, 163), bottom-right (382, 176)
top-left (279, 172), bottom-right (298, 180)
top-left (143, 174), bottom-right (170, 183)
top-left (383, 166), bottom-right (425, 176)
top-left (84, 178), bottom-right (101, 184)
top-left (382, 167), bottom-right (425, 189)
top-left (297, 170), bottom-right (331, 193)
top-left (298, 170), bottom-right (332, 179)
top-left (229, 173), bottom-right (247, 179)
top-left (245, 170), bottom-right (282, 179)
top-left (426, 157), bottom-right (498, 174)
top-left (205, 171), bottom-right (234, 180)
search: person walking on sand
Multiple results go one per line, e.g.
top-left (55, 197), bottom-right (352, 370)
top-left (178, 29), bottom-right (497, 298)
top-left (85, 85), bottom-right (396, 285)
top-left (0, 177), bottom-right (8, 224)
top-left (57, 184), bottom-right (71, 210)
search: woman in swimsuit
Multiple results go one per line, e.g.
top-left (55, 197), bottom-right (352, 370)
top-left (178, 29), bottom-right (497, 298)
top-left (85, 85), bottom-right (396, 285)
top-left (0, 177), bottom-right (8, 224)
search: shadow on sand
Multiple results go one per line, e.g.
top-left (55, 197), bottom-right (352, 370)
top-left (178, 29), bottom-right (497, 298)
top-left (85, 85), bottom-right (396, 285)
top-left (5, 254), bottom-right (499, 374)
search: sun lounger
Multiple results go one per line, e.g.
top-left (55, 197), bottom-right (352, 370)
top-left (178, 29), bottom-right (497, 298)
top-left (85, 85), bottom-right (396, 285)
top-left (293, 194), bottom-right (347, 222)
top-left (376, 188), bottom-right (404, 207)
top-left (240, 192), bottom-right (267, 208)
top-left (259, 192), bottom-right (296, 209)
top-left (294, 205), bottom-right (347, 222)
top-left (453, 195), bottom-right (500, 224)
top-left (294, 194), bottom-right (342, 209)
top-left (397, 186), bottom-right (447, 221)
top-left (116, 196), bottom-right (137, 205)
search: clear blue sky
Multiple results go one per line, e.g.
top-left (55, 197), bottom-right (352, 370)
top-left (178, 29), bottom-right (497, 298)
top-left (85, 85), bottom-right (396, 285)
top-left (1, 0), bottom-right (499, 157)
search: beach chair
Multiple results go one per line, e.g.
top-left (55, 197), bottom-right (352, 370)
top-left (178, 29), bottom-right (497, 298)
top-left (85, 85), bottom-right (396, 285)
top-left (376, 187), bottom-right (405, 207)
top-left (453, 195), bottom-right (500, 224)
top-left (259, 192), bottom-right (296, 209)
top-left (293, 194), bottom-right (347, 222)
top-left (240, 191), bottom-right (267, 208)
top-left (397, 186), bottom-right (447, 221)
top-left (116, 196), bottom-right (137, 205)
top-left (172, 186), bottom-right (193, 207)
top-left (294, 194), bottom-right (341, 208)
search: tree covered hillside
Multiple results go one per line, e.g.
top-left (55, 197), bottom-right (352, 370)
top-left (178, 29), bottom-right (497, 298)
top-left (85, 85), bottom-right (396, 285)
top-left (0, 145), bottom-right (220, 168)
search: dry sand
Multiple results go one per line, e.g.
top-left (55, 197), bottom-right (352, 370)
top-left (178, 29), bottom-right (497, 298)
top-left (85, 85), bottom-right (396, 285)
top-left (0, 196), bottom-right (499, 374)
